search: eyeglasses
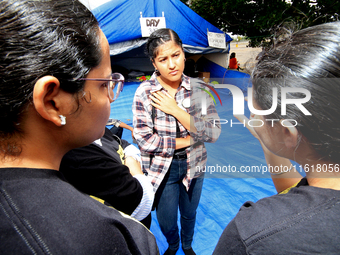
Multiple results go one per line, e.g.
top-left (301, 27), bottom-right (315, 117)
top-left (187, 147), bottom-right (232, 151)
top-left (75, 73), bottom-right (124, 102)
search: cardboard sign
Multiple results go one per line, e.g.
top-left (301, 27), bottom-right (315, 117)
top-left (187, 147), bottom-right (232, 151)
top-left (140, 17), bottom-right (166, 37)
top-left (207, 31), bottom-right (226, 49)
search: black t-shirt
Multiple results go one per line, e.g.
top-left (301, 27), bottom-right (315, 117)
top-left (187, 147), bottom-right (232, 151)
top-left (0, 167), bottom-right (158, 254)
top-left (60, 128), bottom-right (143, 215)
top-left (213, 178), bottom-right (340, 254)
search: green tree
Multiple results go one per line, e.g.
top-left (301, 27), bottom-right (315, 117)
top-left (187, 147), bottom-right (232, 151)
top-left (190, 0), bottom-right (339, 47)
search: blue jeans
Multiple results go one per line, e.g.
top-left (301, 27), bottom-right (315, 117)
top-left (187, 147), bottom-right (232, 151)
top-left (155, 158), bottom-right (204, 250)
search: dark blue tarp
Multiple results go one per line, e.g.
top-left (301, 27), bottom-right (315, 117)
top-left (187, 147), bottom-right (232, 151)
top-left (109, 76), bottom-right (278, 254)
top-left (93, 0), bottom-right (232, 48)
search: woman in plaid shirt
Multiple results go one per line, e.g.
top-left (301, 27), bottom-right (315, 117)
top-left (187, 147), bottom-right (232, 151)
top-left (132, 28), bottom-right (221, 255)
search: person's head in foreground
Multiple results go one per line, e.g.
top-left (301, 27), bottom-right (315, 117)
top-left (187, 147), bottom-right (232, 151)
top-left (213, 21), bottom-right (340, 254)
top-left (0, 1), bottom-right (158, 254)
top-left (252, 21), bottom-right (340, 176)
top-left (0, 0), bottom-right (114, 166)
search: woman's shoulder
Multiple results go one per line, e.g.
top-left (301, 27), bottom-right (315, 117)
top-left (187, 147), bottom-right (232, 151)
top-left (135, 78), bottom-right (158, 96)
top-left (229, 186), bottom-right (340, 253)
top-left (234, 185), bottom-right (340, 235)
top-left (238, 185), bottom-right (339, 213)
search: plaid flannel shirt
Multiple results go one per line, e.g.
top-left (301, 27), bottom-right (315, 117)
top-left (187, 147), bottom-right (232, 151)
top-left (132, 73), bottom-right (221, 192)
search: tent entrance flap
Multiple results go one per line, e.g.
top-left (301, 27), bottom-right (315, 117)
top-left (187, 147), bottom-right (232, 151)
top-left (109, 38), bottom-right (147, 56)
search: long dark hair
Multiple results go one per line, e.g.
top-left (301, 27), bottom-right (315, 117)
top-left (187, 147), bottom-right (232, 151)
top-left (252, 21), bottom-right (340, 162)
top-left (0, 0), bottom-right (101, 155)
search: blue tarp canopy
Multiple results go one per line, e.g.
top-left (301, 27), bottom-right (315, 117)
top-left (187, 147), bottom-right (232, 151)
top-left (92, 0), bottom-right (232, 55)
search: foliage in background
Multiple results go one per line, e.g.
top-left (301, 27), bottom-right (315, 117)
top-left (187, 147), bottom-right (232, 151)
top-left (189, 0), bottom-right (339, 48)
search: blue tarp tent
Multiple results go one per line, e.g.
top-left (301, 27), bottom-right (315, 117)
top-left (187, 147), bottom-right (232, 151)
top-left (92, 0), bottom-right (232, 53)
top-left (83, 0), bottom-right (233, 73)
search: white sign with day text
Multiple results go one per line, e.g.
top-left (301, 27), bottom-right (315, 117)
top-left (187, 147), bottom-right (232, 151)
top-left (140, 17), bottom-right (166, 37)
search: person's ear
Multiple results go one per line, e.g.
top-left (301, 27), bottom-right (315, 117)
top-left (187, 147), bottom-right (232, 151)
top-left (32, 76), bottom-right (70, 127)
top-left (280, 119), bottom-right (299, 148)
top-left (152, 60), bottom-right (157, 70)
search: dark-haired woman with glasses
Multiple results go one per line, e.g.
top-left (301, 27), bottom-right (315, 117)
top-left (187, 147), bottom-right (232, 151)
top-left (0, 0), bottom-right (158, 253)
top-left (63, 73), bottom-right (155, 226)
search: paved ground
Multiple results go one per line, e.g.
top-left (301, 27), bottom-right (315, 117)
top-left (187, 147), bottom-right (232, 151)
top-left (229, 41), bottom-right (263, 72)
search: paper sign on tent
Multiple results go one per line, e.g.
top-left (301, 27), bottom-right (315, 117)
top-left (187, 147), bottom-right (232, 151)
top-left (140, 13), bottom-right (166, 37)
top-left (207, 31), bottom-right (226, 49)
